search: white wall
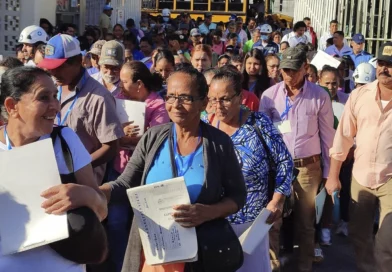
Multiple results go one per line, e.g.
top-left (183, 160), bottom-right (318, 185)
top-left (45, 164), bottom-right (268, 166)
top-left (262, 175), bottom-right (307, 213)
top-left (20, 0), bottom-right (56, 30)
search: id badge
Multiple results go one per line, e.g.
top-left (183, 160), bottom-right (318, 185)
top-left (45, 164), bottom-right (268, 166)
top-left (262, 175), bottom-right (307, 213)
top-left (274, 120), bottom-right (291, 134)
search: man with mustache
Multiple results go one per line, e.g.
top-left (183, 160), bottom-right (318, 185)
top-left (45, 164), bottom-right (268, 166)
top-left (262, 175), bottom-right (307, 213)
top-left (91, 40), bottom-right (124, 96)
top-left (326, 42), bottom-right (392, 272)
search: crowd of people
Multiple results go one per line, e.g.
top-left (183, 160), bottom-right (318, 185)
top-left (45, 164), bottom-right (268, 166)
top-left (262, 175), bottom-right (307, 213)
top-left (0, 3), bottom-right (391, 272)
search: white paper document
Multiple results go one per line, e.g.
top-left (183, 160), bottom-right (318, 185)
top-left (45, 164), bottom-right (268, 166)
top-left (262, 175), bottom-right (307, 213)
top-left (0, 139), bottom-right (69, 255)
top-left (315, 187), bottom-right (327, 224)
top-left (239, 208), bottom-right (272, 254)
top-left (115, 98), bottom-right (146, 136)
top-left (127, 177), bottom-right (198, 265)
top-left (311, 50), bottom-right (342, 71)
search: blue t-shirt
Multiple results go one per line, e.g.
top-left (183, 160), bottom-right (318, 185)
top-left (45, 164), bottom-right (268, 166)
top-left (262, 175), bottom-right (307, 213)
top-left (132, 49), bottom-right (144, 61)
top-left (145, 138), bottom-right (204, 203)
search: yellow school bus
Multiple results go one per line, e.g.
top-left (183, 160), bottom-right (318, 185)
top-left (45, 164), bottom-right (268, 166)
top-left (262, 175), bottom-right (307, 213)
top-left (142, 0), bottom-right (249, 22)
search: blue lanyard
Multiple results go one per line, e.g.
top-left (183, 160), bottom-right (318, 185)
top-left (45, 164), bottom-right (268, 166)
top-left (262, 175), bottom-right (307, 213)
top-left (3, 126), bottom-right (12, 150)
top-left (172, 124), bottom-right (202, 177)
top-left (56, 74), bottom-right (86, 126)
top-left (249, 81), bottom-right (257, 93)
top-left (280, 96), bottom-right (293, 120)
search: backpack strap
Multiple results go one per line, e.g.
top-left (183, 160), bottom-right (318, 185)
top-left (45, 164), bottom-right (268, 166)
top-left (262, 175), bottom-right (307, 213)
top-left (50, 126), bottom-right (75, 183)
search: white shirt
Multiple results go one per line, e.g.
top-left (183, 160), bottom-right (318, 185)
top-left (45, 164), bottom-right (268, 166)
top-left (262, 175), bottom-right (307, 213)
top-left (319, 32), bottom-right (349, 51)
top-left (0, 127), bottom-right (90, 272)
top-left (24, 60), bottom-right (36, 67)
top-left (324, 44), bottom-right (353, 57)
top-left (91, 72), bottom-right (120, 97)
top-left (281, 31), bottom-right (308, 47)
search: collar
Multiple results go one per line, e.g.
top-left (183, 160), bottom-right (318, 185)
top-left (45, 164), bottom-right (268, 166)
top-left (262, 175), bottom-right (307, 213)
top-left (283, 79), bottom-right (306, 96)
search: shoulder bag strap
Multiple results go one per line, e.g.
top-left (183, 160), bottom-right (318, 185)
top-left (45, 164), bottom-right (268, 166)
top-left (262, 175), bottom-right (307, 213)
top-left (50, 126), bottom-right (74, 175)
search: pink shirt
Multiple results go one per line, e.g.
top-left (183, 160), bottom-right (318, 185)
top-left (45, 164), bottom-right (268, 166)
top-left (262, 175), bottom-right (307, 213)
top-left (330, 81), bottom-right (392, 188)
top-left (259, 80), bottom-right (335, 178)
top-left (114, 92), bottom-right (170, 173)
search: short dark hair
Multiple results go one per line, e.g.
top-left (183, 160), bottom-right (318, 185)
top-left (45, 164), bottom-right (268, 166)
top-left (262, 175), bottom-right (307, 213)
top-left (280, 41), bottom-right (290, 47)
top-left (0, 57), bottom-right (24, 69)
top-left (140, 36), bottom-right (153, 47)
top-left (334, 31), bottom-right (345, 37)
top-left (169, 66), bottom-right (208, 98)
top-left (293, 21), bottom-right (307, 32)
top-left (330, 20), bottom-right (338, 25)
top-left (154, 48), bottom-right (175, 67)
top-left (212, 66), bottom-right (243, 95)
top-left (320, 65), bottom-right (339, 78)
top-left (123, 33), bottom-right (138, 45)
top-left (126, 18), bottom-right (135, 28)
top-left (308, 64), bottom-right (318, 75)
top-left (218, 54), bottom-right (231, 62)
top-left (1, 67), bottom-right (51, 120)
top-left (123, 61), bottom-right (163, 92)
top-left (227, 32), bottom-right (238, 40)
top-left (326, 37), bottom-right (334, 46)
top-left (60, 23), bottom-right (76, 33)
top-left (230, 55), bottom-right (243, 63)
top-left (303, 17), bottom-right (311, 21)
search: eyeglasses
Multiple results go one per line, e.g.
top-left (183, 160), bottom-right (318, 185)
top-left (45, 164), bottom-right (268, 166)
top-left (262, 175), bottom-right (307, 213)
top-left (164, 94), bottom-right (205, 105)
top-left (208, 93), bottom-right (239, 106)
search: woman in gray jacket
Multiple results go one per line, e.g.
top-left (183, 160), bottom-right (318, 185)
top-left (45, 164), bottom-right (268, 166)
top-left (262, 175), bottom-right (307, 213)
top-left (100, 66), bottom-right (247, 272)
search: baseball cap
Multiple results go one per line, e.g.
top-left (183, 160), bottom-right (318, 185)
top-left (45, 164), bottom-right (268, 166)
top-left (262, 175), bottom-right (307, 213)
top-left (103, 4), bottom-right (113, 11)
top-left (190, 28), bottom-right (201, 37)
top-left (179, 23), bottom-right (189, 30)
top-left (88, 40), bottom-right (106, 56)
top-left (352, 33), bottom-right (365, 44)
top-left (38, 34), bottom-right (81, 70)
top-left (229, 14), bottom-right (237, 21)
top-left (99, 40), bottom-right (125, 66)
top-left (377, 42), bottom-right (392, 64)
top-left (279, 47), bottom-right (307, 70)
top-left (205, 12), bottom-right (213, 18)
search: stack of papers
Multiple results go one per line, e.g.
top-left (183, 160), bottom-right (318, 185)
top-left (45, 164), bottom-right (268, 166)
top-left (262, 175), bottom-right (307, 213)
top-left (311, 50), bottom-right (342, 71)
top-left (0, 139), bottom-right (68, 254)
top-left (127, 177), bottom-right (198, 265)
top-left (115, 98), bottom-right (146, 136)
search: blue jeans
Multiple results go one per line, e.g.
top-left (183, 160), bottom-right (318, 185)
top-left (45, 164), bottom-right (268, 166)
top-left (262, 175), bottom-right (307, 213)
top-left (106, 167), bottom-right (132, 272)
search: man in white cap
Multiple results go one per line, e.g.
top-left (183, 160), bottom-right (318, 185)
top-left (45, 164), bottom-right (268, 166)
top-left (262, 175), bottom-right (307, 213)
top-left (38, 34), bottom-right (124, 186)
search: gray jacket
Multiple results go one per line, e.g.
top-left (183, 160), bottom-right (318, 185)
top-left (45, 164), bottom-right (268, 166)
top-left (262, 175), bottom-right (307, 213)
top-left (108, 121), bottom-right (246, 272)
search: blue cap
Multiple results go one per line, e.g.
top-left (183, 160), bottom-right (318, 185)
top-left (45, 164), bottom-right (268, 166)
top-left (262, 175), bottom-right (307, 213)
top-left (38, 34), bottom-right (81, 70)
top-left (352, 33), bottom-right (365, 44)
top-left (229, 14), bottom-right (237, 21)
top-left (103, 4), bottom-right (113, 11)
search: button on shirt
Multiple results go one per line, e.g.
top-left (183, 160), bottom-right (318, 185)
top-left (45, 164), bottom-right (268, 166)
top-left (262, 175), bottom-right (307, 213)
top-left (330, 81), bottom-right (392, 188)
top-left (324, 44), bottom-right (352, 57)
top-left (59, 71), bottom-right (124, 184)
top-left (349, 51), bottom-right (373, 68)
top-left (259, 80), bottom-right (335, 178)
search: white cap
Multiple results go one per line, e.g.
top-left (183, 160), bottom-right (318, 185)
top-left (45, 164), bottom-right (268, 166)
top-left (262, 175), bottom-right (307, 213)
top-left (19, 25), bottom-right (48, 44)
top-left (353, 62), bottom-right (376, 84)
top-left (258, 24), bottom-right (273, 34)
top-left (162, 8), bottom-right (171, 17)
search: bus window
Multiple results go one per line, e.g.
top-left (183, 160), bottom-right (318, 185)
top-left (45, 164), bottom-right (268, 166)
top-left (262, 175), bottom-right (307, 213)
top-left (142, 0), bottom-right (157, 9)
top-left (211, 0), bottom-right (226, 11)
top-left (176, 0), bottom-right (191, 10)
top-left (159, 0), bottom-right (173, 10)
top-left (228, 0), bottom-right (244, 11)
top-left (193, 0), bottom-right (208, 11)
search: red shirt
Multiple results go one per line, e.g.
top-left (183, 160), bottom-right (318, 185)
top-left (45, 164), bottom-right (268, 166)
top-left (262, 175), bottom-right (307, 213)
top-left (242, 90), bottom-right (260, 112)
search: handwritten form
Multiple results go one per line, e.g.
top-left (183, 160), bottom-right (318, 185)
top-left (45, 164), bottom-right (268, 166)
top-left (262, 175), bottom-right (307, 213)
top-left (127, 177), bottom-right (198, 265)
top-left (115, 99), bottom-right (146, 136)
top-left (0, 139), bottom-right (68, 254)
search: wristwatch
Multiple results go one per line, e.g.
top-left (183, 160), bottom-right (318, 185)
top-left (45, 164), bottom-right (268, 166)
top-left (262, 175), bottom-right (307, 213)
top-left (177, 50), bottom-right (183, 55)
